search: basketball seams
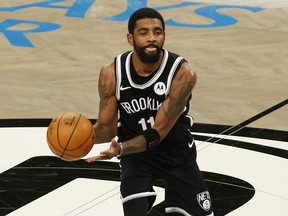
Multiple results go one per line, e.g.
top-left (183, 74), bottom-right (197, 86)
top-left (61, 121), bottom-right (94, 160)
top-left (47, 112), bottom-right (95, 161)
top-left (47, 113), bottom-right (64, 158)
top-left (61, 113), bottom-right (82, 158)
top-left (67, 121), bottom-right (94, 150)
top-left (47, 139), bottom-right (65, 156)
top-left (56, 113), bottom-right (64, 152)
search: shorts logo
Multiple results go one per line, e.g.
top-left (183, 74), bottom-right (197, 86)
top-left (197, 191), bottom-right (211, 211)
top-left (154, 82), bottom-right (166, 95)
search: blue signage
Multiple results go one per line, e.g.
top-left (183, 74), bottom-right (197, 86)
top-left (0, 0), bottom-right (263, 48)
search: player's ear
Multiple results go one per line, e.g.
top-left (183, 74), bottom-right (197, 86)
top-left (127, 33), bottom-right (133, 46)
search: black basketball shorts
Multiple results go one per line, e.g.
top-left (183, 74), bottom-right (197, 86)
top-left (119, 150), bottom-right (214, 216)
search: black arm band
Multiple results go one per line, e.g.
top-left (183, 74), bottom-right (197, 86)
top-left (141, 128), bottom-right (160, 150)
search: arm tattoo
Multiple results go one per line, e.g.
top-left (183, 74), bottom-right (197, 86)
top-left (163, 80), bottom-right (193, 119)
top-left (99, 81), bottom-right (109, 110)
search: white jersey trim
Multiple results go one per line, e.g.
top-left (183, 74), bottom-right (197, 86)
top-left (121, 191), bottom-right (157, 204)
top-left (166, 207), bottom-right (214, 216)
top-left (115, 49), bottom-right (184, 99)
top-left (165, 56), bottom-right (184, 96)
top-left (125, 49), bottom-right (169, 89)
top-left (115, 53), bottom-right (122, 100)
top-left (186, 114), bottom-right (194, 127)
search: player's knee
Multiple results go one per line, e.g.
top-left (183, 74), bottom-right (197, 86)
top-left (122, 197), bottom-right (149, 216)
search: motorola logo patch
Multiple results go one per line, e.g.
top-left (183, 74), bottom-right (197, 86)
top-left (154, 82), bottom-right (166, 95)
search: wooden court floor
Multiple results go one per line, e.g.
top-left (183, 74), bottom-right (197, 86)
top-left (0, 0), bottom-right (287, 129)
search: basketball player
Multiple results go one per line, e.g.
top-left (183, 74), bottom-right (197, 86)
top-left (86, 7), bottom-right (213, 216)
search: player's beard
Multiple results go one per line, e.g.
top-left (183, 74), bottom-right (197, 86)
top-left (134, 43), bottom-right (163, 63)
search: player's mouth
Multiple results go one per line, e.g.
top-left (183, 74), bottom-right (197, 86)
top-left (144, 45), bottom-right (159, 53)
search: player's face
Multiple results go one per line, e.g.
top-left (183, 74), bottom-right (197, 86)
top-left (128, 18), bottom-right (165, 63)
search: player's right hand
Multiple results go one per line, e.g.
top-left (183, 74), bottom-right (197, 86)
top-left (85, 138), bottom-right (119, 162)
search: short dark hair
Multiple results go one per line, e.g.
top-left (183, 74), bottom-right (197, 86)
top-left (128, 7), bottom-right (165, 34)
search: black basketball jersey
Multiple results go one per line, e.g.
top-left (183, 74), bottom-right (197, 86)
top-left (115, 49), bottom-right (195, 165)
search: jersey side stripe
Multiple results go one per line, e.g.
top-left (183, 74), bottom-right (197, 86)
top-left (165, 56), bottom-right (184, 96)
top-left (115, 53), bottom-right (122, 100)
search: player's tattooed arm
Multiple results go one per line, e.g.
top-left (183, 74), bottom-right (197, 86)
top-left (93, 63), bottom-right (118, 144)
top-left (154, 62), bottom-right (196, 140)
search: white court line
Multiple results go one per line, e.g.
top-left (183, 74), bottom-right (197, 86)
top-left (193, 132), bottom-right (288, 151)
top-left (1, 127), bottom-right (288, 215)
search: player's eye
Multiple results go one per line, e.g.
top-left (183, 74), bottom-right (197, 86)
top-left (139, 31), bottom-right (148, 36)
top-left (155, 30), bottom-right (162, 35)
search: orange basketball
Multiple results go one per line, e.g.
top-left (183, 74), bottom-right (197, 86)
top-left (46, 112), bottom-right (95, 161)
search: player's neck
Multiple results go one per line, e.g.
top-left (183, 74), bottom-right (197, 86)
top-left (132, 52), bottom-right (163, 77)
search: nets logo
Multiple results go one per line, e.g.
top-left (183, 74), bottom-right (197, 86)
top-left (197, 191), bottom-right (212, 211)
top-left (154, 82), bottom-right (166, 95)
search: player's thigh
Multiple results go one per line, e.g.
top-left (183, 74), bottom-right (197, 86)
top-left (120, 157), bottom-right (157, 214)
top-left (164, 155), bottom-right (213, 215)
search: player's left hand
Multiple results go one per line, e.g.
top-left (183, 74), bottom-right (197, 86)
top-left (85, 138), bottom-right (119, 162)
